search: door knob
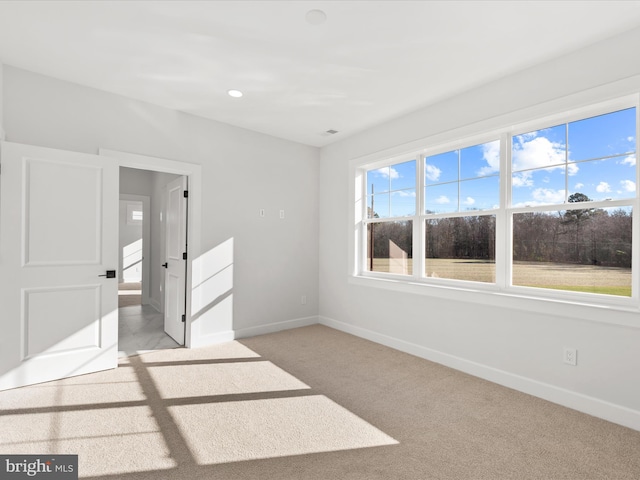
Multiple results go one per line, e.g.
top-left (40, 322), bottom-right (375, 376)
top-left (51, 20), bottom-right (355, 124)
top-left (98, 270), bottom-right (116, 278)
top-left (162, 263), bottom-right (168, 268)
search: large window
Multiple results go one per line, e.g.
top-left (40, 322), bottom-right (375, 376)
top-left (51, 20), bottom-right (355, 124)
top-left (358, 100), bottom-right (637, 301)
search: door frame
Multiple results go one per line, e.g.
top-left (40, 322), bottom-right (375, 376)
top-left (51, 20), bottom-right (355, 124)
top-left (100, 149), bottom-right (201, 348)
top-left (119, 194), bottom-right (151, 305)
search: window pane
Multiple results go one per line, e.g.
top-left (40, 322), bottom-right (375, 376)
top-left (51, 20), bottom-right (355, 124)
top-left (390, 189), bottom-right (416, 216)
top-left (460, 140), bottom-right (500, 179)
top-left (367, 220), bottom-right (413, 275)
top-left (512, 124), bottom-right (566, 172)
top-left (569, 157), bottom-right (636, 201)
top-left (425, 216), bottom-right (495, 283)
top-left (568, 108), bottom-right (636, 162)
top-left (425, 150), bottom-right (458, 185)
top-left (512, 207), bottom-right (632, 296)
top-left (460, 176), bottom-right (500, 211)
top-left (390, 160), bottom-right (416, 191)
top-left (512, 167), bottom-right (566, 207)
top-left (425, 182), bottom-right (458, 214)
top-left (368, 193), bottom-right (389, 218)
top-left (367, 167), bottom-right (391, 195)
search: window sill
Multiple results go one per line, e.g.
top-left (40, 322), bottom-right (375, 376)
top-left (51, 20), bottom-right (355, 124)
top-left (349, 274), bottom-right (640, 329)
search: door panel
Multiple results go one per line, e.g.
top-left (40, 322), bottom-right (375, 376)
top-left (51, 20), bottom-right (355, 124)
top-left (0, 141), bottom-right (118, 391)
top-left (164, 176), bottom-right (187, 345)
top-left (24, 285), bottom-right (101, 357)
top-left (24, 158), bottom-right (102, 265)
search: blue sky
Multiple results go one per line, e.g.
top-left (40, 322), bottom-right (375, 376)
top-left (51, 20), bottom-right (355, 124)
top-left (367, 107), bottom-right (636, 217)
top-left (512, 107), bottom-right (636, 207)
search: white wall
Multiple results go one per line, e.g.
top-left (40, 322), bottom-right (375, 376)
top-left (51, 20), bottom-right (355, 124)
top-left (3, 66), bottom-right (320, 337)
top-left (319, 27), bottom-right (640, 430)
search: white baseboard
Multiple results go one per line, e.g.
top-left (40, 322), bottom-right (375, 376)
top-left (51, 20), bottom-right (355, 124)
top-left (149, 298), bottom-right (162, 313)
top-left (319, 315), bottom-right (640, 432)
top-left (234, 315), bottom-right (319, 339)
top-left (189, 329), bottom-right (235, 349)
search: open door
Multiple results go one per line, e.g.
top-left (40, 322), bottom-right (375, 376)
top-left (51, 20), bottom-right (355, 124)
top-left (163, 176), bottom-right (187, 345)
top-left (0, 141), bottom-right (119, 391)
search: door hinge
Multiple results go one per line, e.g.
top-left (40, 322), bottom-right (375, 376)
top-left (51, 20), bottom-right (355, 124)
top-left (181, 314), bottom-right (186, 323)
top-left (183, 190), bottom-right (189, 198)
top-left (182, 252), bottom-right (187, 260)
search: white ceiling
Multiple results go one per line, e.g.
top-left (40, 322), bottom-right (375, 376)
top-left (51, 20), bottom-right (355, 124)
top-left (1, 1), bottom-right (640, 147)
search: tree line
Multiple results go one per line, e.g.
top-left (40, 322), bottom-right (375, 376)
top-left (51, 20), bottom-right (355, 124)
top-left (368, 194), bottom-right (632, 268)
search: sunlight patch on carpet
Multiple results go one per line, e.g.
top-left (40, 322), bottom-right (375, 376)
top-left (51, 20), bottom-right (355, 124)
top-left (148, 361), bottom-right (309, 399)
top-left (0, 406), bottom-right (176, 476)
top-left (136, 340), bottom-right (261, 363)
top-left (170, 395), bottom-right (398, 465)
top-left (0, 367), bottom-right (145, 408)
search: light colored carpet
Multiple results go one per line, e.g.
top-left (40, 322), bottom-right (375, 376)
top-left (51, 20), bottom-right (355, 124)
top-left (1, 325), bottom-right (639, 479)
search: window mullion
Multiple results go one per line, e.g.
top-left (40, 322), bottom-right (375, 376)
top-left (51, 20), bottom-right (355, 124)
top-left (565, 122), bottom-right (569, 203)
top-left (633, 95), bottom-right (640, 300)
top-left (496, 133), bottom-right (510, 289)
top-left (414, 154), bottom-right (426, 279)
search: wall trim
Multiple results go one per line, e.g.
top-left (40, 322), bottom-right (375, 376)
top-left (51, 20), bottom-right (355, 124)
top-left (187, 316), bottom-right (319, 348)
top-left (319, 315), bottom-right (640, 432)
top-left (190, 330), bottom-right (235, 348)
top-left (234, 316), bottom-right (319, 339)
top-left (149, 298), bottom-right (162, 313)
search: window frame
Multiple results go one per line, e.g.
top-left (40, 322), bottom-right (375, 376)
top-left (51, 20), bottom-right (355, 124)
top-left (350, 94), bottom-right (640, 318)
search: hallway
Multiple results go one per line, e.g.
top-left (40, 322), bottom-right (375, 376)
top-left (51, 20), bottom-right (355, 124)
top-left (118, 283), bottom-right (180, 357)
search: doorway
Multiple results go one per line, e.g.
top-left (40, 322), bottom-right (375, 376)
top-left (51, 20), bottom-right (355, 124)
top-left (118, 167), bottom-right (186, 356)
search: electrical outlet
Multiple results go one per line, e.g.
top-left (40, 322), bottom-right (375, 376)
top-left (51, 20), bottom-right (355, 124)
top-left (280, 209), bottom-right (285, 219)
top-left (259, 208), bottom-right (265, 217)
top-left (563, 347), bottom-right (577, 366)
top-left (301, 295), bottom-right (307, 305)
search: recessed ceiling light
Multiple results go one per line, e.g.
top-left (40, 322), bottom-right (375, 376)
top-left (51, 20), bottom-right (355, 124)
top-left (306, 9), bottom-right (327, 25)
top-left (227, 89), bottom-right (243, 98)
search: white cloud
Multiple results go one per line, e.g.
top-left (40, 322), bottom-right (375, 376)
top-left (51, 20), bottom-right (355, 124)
top-left (477, 140), bottom-right (500, 176)
top-left (375, 166), bottom-right (399, 180)
top-left (532, 188), bottom-right (566, 204)
top-left (393, 190), bottom-right (416, 197)
top-left (512, 171), bottom-right (533, 188)
top-left (622, 155), bottom-right (636, 166)
top-left (425, 164), bottom-right (441, 182)
top-left (596, 182), bottom-right (611, 193)
top-left (435, 195), bottom-right (450, 204)
top-left (628, 136), bottom-right (635, 142)
top-left (512, 135), bottom-right (565, 172)
top-left (517, 131), bottom-right (539, 142)
top-left (463, 196), bottom-right (475, 205)
top-left (574, 182), bottom-right (584, 189)
top-left (620, 179), bottom-right (636, 192)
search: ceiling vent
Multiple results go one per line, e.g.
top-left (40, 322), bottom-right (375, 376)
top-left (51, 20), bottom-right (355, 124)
top-left (324, 129), bottom-right (339, 135)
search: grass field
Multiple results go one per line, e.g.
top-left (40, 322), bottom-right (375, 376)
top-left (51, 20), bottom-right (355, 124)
top-left (370, 258), bottom-right (632, 297)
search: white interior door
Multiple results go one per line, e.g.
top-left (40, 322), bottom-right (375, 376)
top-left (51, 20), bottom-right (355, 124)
top-left (0, 141), bottom-right (119, 391)
top-left (163, 176), bottom-right (187, 345)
